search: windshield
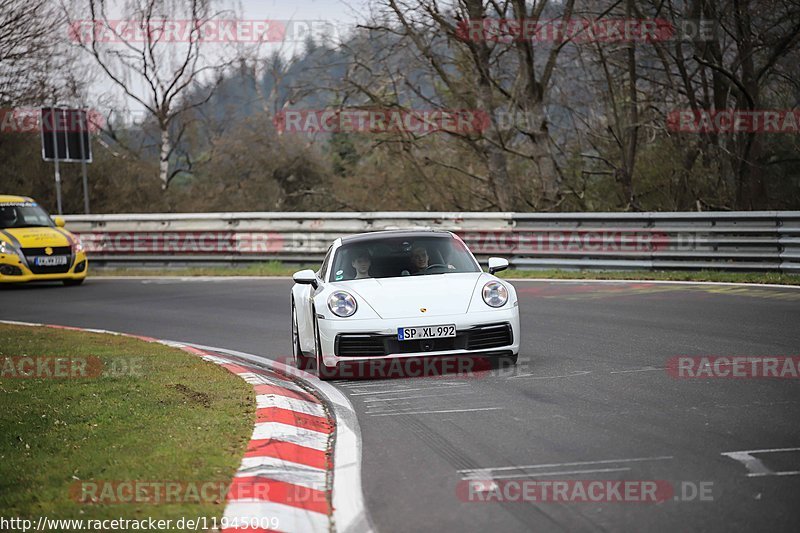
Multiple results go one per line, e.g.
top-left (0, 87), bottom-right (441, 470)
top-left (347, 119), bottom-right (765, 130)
top-left (329, 234), bottom-right (480, 282)
top-left (0, 202), bottom-right (54, 229)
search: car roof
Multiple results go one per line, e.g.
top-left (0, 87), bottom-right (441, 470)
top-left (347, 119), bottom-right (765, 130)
top-left (0, 195), bottom-right (34, 203)
top-left (340, 229), bottom-right (454, 244)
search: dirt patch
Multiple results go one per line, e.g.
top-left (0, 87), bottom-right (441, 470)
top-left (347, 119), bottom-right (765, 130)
top-left (170, 383), bottom-right (212, 408)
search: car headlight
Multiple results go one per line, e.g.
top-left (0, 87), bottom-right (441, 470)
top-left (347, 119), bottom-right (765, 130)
top-left (0, 240), bottom-right (18, 256)
top-left (482, 281), bottom-right (508, 308)
top-left (72, 237), bottom-right (84, 253)
top-left (328, 291), bottom-right (358, 317)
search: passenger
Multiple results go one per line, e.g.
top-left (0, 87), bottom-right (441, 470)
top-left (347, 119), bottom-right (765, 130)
top-left (351, 248), bottom-right (372, 279)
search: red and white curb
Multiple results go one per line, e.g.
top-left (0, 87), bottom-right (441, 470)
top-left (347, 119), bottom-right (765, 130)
top-left (0, 320), bottom-right (372, 533)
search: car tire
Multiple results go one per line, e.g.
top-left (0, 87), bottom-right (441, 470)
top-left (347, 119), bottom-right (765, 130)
top-left (313, 311), bottom-right (338, 380)
top-left (291, 301), bottom-right (313, 370)
top-left (63, 279), bottom-right (84, 286)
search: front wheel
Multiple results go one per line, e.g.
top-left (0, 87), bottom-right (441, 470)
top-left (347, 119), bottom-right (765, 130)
top-left (291, 302), bottom-right (313, 370)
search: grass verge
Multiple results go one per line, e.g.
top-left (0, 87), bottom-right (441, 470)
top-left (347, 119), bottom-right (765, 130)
top-left (0, 324), bottom-right (253, 524)
top-left (93, 261), bottom-right (800, 286)
top-left (92, 260), bottom-right (315, 278)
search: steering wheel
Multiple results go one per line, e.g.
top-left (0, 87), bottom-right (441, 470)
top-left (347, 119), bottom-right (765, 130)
top-left (424, 263), bottom-right (447, 270)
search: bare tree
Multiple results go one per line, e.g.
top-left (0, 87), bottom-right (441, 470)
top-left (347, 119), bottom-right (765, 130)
top-left (68, 0), bottom-right (233, 189)
top-left (565, 0), bottom-right (646, 210)
top-left (336, 0), bottom-right (576, 211)
top-left (0, 0), bottom-right (64, 105)
top-left (643, 0), bottom-right (800, 209)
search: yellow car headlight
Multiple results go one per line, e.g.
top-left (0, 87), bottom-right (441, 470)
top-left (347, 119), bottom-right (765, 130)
top-left (0, 240), bottom-right (19, 256)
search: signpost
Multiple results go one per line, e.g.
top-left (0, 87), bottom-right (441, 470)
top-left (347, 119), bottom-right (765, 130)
top-left (40, 107), bottom-right (93, 215)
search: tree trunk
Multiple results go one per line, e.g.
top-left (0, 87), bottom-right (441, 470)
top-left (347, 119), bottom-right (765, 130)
top-left (525, 107), bottom-right (559, 207)
top-left (618, 0), bottom-right (639, 210)
top-left (159, 127), bottom-right (170, 190)
top-left (463, 0), bottom-right (514, 211)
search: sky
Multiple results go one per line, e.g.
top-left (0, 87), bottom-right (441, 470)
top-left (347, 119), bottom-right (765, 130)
top-left (238, 0), bottom-right (366, 25)
top-left (80, 0), bottom-right (370, 119)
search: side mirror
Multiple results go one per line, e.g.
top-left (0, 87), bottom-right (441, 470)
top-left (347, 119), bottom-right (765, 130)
top-left (488, 257), bottom-right (509, 275)
top-left (293, 269), bottom-right (319, 289)
top-left (53, 216), bottom-right (65, 228)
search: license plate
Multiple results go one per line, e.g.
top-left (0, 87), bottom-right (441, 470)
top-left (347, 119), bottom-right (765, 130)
top-left (398, 324), bottom-right (456, 341)
top-left (34, 255), bottom-right (68, 266)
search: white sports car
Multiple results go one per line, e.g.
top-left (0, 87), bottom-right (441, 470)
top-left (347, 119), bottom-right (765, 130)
top-left (290, 230), bottom-right (520, 379)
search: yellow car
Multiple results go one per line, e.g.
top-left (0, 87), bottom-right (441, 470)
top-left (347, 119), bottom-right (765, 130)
top-left (0, 195), bottom-right (88, 285)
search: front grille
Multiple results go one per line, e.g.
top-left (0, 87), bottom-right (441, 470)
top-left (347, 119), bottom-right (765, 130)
top-left (336, 335), bottom-right (387, 357)
top-left (466, 323), bottom-right (513, 350)
top-left (22, 246), bottom-right (71, 256)
top-left (335, 322), bottom-right (513, 357)
top-left (22, 246), bottom-right (73, 274)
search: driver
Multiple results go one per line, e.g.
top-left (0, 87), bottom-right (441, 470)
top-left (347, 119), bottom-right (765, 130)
top-left (0, 207), bottom-right (18, 228)
top-left (409, 245), bottom-right (429, 273)
top-left (409, 244), bottom-right (456, 274)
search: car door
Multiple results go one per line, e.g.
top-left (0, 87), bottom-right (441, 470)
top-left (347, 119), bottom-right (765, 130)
top-left (295, 245), bottom-right (332, 354)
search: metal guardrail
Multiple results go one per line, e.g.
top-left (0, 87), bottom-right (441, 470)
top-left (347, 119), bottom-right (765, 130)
top-left (61, 211), bottom-right (800, 272)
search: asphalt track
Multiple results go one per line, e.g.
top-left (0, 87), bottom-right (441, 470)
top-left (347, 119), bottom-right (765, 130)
top-left (2, 278), bottom-right (800, 532)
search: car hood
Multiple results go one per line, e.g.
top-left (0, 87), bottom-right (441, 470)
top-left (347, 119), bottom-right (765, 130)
top-left (1, 227), bottom-right (71, 248)
top-left (342, 273), bottom-right (484, 319)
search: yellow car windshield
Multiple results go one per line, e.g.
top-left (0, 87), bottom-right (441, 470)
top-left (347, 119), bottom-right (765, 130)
top-left (0, 202), bottom-right (54, 229)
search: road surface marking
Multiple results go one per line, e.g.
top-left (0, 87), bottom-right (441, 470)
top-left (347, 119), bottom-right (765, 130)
top-left (508, 370), bottom-right (592, 380)
top-left (475, 467), bottom-right (632, 480)
top-left (721, 447), bottom-right (800, 477)
top-left (361, 391), bottom-right (474, 403)
top-left (747, 471), bottom-right (800, 477)
top-left (366, 407), bottom-right (504, 417)
top-left (610, 367), bottom-right (666, 374)
top-left (460, 455), bottom-right (674, 477)
top-left (349, 383), bottom-right (469, 396)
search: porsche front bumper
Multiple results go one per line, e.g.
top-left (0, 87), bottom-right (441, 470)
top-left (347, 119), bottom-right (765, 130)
top-left (317, 307), bottom-right (520, 367)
